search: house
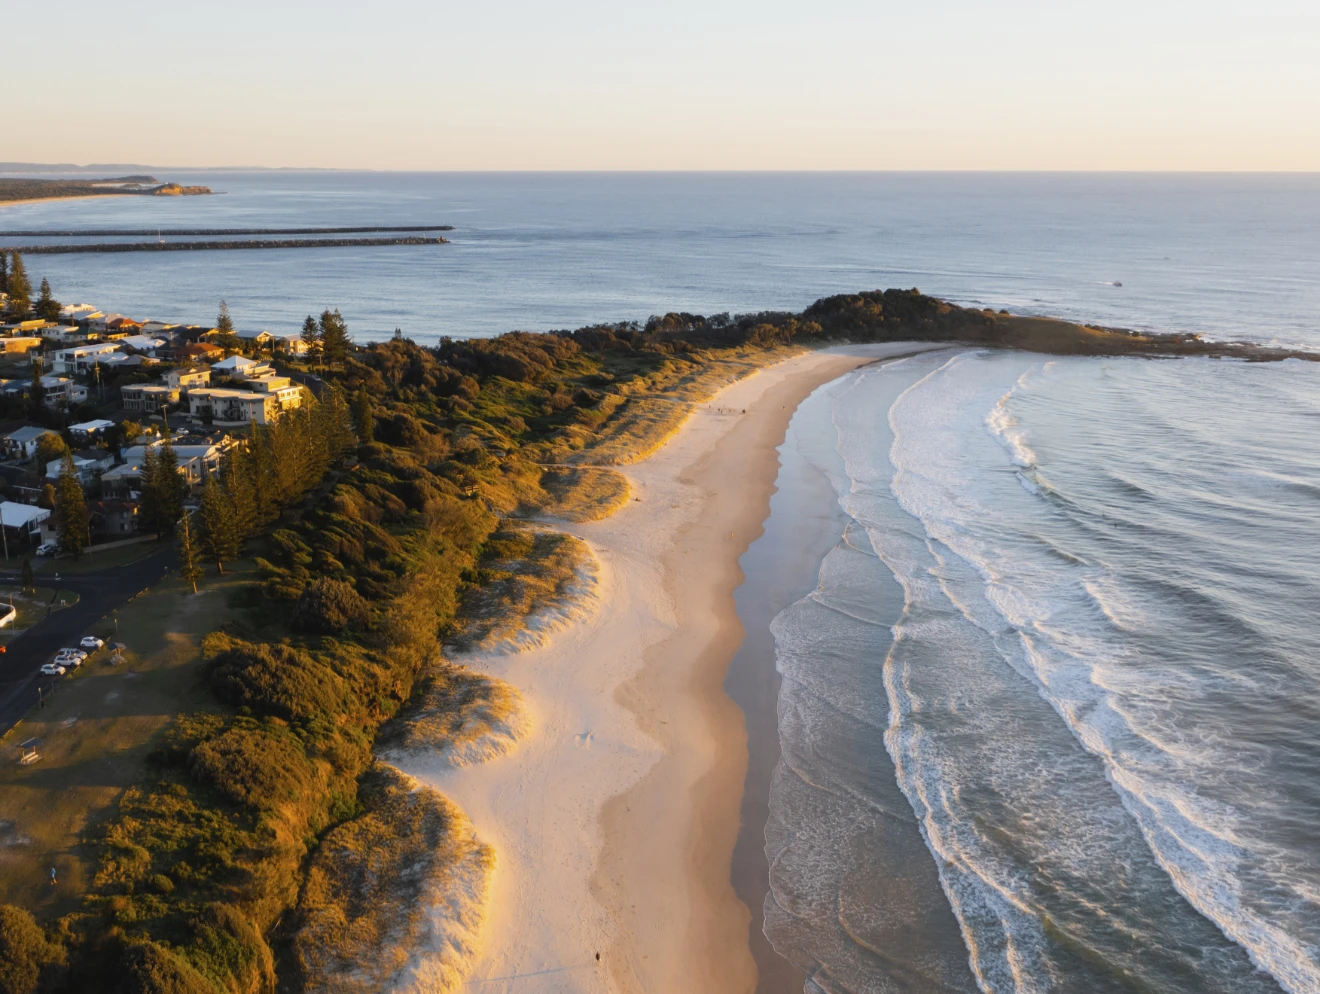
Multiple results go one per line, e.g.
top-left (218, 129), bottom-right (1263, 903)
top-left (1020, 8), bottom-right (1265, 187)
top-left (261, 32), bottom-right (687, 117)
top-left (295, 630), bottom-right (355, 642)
top-left (46, 450), bottom-right (115, 484)
top-left (186, 387), bottom-right (281, 426)
top-left (242, 376), bottom-right (304, 412)
top-left (69, 419), bottom-right (116, 442)
top-left (2, 320), bottom-right (49, 334)
top-left (276, 334), bottom-right (310, 355)
top-left (210, 355), bottom-right (273, 378)
top-left (174, 342), bottom-right (223, 362)
top-left (40, 325), bottom-right (80, 340)
top-left (102, 440), bottom-right (229, 495)
top-left (38, 376), bottom-right (75, 410)
top-left (120, 383), bottom-right (178, 413)
top-left (59, 304), bottom-right (102, 324)
top-left (116, 335), bottom-right (167, 354)
top-left (51, 342), bottom-right (122, 375)
top-left (69, 383), bottom-right (89, 405)
top-left (0, 501), bottom-right (50, 541)
top-left (2, 427), bottom-right (59, 460)
top-left (140, 322), bottom-right (181, 337)
top-left (89, 499), bottom-right (139, 538)
top-left (106, 317), bottom-right (142, 334)
top-left (87, 314), bottom-right (124, 332)
top-left (0, 337), bottom-right (43, 355)
top-left (163, 367), bottom-right (211, 391)
top-left (95, 352), bottom-right (157, 371)
top-left (236, 329), bottom-right (277, 349)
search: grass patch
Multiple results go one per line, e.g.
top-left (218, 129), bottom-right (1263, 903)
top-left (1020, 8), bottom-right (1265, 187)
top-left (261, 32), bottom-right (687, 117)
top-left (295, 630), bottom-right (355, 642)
top-left (36, 542), bottom-right (160, 576)
top-left (0, 562), bottom-right (255, 920)
top-left (532, 465), bottom-right (630, 521)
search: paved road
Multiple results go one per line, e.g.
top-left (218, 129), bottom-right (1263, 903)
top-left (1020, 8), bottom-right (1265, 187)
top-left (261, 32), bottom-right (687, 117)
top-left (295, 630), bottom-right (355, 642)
top-left (0, 546), bottom-right (176, 737)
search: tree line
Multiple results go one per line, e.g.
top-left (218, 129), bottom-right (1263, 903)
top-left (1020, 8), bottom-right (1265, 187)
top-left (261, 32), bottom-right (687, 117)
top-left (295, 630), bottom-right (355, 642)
top-left (0, 250), bottom-right (62, 322)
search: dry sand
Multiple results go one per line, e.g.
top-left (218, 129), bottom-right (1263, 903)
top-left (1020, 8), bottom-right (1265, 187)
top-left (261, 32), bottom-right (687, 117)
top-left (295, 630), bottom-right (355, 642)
top-left (399, 343), bottom-right (935, 993)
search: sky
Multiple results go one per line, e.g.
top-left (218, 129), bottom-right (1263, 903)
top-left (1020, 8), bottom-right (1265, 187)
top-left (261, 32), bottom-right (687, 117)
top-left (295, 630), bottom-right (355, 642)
top-left (13, 0), bottom-right (1320, 171)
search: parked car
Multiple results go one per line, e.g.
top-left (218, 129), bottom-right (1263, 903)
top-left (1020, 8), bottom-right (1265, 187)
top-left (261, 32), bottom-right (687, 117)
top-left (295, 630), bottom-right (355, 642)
top-left (35, 542), bottom-right (57, 557)
top-left (40, 662), bottom-right (66, 676)
top-left (80, 636), bottom-right (105, 651)
top-left (55, 648), bottom-right (86, 665)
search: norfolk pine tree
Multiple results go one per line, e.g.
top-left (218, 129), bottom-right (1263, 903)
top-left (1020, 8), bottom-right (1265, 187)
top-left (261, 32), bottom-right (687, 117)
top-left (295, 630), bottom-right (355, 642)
top-left (220, 449), bottom-right (256, 538)
top-left (54, 454), bottom-right (89, 559)
top-left (318, 308), bottom-right (349, 368)
top-left (6, 252), bottom-right (31, 318)
top-left (35, 277), bottom-right (61, 322)
top-left (198, 478), bottom-right (241, 573)
top-left (176, 513), bottom-right (204, 594)
top-left (300, 315), bottom-right (322, 363)
top-left (0, 249), bottom-right (8, 295)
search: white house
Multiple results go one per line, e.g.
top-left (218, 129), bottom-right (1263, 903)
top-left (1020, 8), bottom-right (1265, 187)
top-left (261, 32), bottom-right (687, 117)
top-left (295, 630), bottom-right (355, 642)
top-left (210, 355), bottom-right (272, 378)
top-left (120, 384), bottom-right (178, 413)
top-left (186, 387), bottom-right (281, 426)
top-left (102, 440), bottom-right (229, 494)
top-left (116, 335), bottom-right (167, 354)
top-left (38, 375), bottom-right (75, 410)
top-left (51, 342), bottom-right (122, 375)
top-left (0, 501), bottom-right (51, 540)
top-left (59, 304), bottom-right (102, 323)
top-left (163, 367), bottom-right (210, 391)
top-left (45, 450), bottom-right (115, 483)
top-left (69, 419), bottom-right (116, 441)
top-left (2, 427), bottom-right (59, 459)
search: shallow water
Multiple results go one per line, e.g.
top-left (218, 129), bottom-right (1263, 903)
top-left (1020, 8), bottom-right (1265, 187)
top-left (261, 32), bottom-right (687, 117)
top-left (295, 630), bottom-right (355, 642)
top-left (763, 352), bottom-right (1320, 992)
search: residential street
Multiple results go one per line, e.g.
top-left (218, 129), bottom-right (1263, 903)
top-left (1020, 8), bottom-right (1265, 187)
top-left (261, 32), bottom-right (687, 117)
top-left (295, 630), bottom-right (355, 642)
top-left (0, 546), bottom-right (175, 737)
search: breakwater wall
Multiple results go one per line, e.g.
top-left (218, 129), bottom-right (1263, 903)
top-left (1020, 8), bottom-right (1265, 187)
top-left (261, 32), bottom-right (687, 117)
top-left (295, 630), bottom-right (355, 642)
top-left (4, 236), bottom-right (450, 254)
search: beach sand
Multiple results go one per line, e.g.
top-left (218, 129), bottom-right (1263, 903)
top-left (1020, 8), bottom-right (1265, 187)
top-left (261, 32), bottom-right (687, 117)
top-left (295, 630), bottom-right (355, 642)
top-left (399, 343), bottom-right (936, 993)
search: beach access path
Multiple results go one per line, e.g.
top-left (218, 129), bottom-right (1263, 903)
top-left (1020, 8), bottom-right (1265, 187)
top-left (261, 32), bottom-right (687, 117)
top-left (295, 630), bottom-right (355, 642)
top-left (399, 342), bottom-right (939, 993)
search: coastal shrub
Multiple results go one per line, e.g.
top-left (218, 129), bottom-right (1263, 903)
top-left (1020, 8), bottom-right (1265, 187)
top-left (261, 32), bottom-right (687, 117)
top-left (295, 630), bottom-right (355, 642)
top-left (294, 577), bottom-right (371, 633)
top-left (206, 636), bottom-right (349, 723)
top-left (189, 720), bottom-right (323, 813)
top-left (112, 941), bottom-right (214, 994)
top-left (0, 904), bottom-right (58, 994)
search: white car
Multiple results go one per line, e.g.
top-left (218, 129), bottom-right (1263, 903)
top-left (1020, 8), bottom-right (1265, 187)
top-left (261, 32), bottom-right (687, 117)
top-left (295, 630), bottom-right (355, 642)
top-left (60, 648), bottom-right (89, 661)
top-left (35, 542), bottom-right (58, 557)
top-left (54, 650), bottom-right (85, 668)
top-left (40, 662), bottom-right (66, 676)
top-left (80, 636), bottom-right (105, 651)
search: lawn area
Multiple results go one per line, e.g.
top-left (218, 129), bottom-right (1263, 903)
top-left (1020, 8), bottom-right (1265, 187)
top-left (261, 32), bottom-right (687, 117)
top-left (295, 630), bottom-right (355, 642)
top-left (30, 540), bottom-right (164, 576)
top-left (0, 588), bottom-right (80, 648)
top-left (0, 559), bottom-right (255, 919)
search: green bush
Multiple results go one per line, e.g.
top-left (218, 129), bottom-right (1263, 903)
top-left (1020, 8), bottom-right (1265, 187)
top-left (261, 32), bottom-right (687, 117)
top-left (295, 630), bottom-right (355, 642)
top-left (293, 578), bottom-right (370, 634)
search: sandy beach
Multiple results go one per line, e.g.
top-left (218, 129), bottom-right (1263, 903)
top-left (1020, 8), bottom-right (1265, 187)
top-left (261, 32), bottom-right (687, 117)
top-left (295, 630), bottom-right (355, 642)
top-left (400, 342), bottom-right (935, 992)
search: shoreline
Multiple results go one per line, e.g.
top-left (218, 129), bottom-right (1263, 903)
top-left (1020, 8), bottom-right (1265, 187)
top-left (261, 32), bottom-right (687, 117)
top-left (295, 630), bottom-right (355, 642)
top-left (399, 343), bottom-right (935, 992)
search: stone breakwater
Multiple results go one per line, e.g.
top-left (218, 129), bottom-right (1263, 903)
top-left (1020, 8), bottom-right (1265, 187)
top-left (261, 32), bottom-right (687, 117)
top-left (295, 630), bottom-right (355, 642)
top-left (5, 236), bottom-right (450, 254)
top-left (0, 225), bottom-right (454, 237)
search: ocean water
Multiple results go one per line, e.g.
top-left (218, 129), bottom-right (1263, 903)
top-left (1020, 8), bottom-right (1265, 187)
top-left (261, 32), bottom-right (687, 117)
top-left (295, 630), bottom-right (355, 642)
top-left (8, 172), bottom-right (1319, 991)
top-left (765, 352), bottom-right (1320, 993)
top-left (2, 171), bottom-right (1318, 347)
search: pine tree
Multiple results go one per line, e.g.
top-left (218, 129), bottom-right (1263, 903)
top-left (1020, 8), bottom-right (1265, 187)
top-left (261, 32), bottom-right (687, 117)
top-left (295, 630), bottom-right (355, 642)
top-left (34, 278), bottom-right (60, 322)
top-left (156, 439), bottom-right (185, 528)
top-left (319, 309), bottom-right (350, 368)
top-left (198, 477), bottom-right (241, 573)
top-left (6, 252), bottom-right (31, 318)
top-left (216, 300), bottom-right (240, 353)
top-left (177, 513), bottom-right (204, 594)
top-left (21, 557), bottom-right (34, 593)
top-left (300, 315), bottom-right (322, 362)
top-left (352, 386), bottom-right (374, 443)
top-left (245, 425), bottom-right (277, 527)
top-left (0, 250), bottom-right (8, 295)
top-left (26, 360), bottom-right (44, 422)
top-left (220, 448), bottom-right (256, 538)
top-left (54, 454), bottom-right (89, 560)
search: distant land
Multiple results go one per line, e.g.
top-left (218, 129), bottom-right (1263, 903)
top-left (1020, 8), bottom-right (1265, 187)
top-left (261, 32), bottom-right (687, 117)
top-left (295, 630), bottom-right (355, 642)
top-left (0, 177), bottom-right (213, 204)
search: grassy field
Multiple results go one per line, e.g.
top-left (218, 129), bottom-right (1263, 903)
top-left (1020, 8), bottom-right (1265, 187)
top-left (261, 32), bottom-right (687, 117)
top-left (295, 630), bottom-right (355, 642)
top-left (31, 541), bottom-right (161, 576)
top-left (0, 561), bottom-right (254, 919)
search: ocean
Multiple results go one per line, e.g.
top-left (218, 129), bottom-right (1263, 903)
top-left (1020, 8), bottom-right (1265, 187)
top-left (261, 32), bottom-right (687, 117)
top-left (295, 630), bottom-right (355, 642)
top-left (7, 172), bottom-right (1319, 992)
